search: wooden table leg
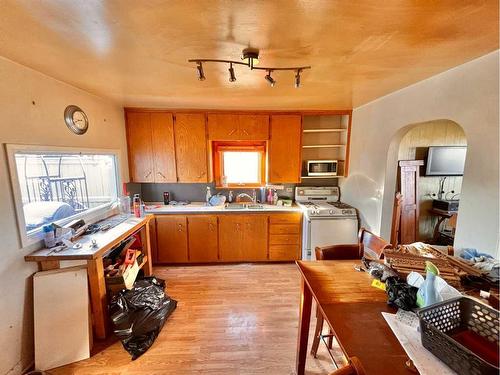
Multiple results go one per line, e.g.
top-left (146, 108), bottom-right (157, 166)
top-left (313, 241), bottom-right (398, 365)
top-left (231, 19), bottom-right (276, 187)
top-left (296, 278), bottom-right (313, 375)
top-left (87, 258), bottom-right (107, 340)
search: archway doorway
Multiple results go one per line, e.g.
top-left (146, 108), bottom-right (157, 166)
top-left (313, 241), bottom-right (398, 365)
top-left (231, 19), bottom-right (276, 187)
top-left (389, 120), bottom-right (467, 246)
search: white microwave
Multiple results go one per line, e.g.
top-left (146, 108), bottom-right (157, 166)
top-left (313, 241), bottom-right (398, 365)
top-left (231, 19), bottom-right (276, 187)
top-left (306, 160), bottom-right (338, 176)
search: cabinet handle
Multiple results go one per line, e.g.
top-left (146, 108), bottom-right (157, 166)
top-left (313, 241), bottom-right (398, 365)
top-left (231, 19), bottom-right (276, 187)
top-left (228, 128), bottom-right (237, 136)
top-left (145, 170), bottom-right (152, 179)
top-left (157, 171), bottom-right (166, 179)
top-left (209, 223), bottom-right (215, 231)
top-left (177, 224), bottom-right (183, 232)
top-left (242, 129), bottom-right (249, 135)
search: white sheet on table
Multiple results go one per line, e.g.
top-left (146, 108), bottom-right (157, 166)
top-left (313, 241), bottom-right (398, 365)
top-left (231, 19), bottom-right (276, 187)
top-left (382, 312), bottom-right (457, 375)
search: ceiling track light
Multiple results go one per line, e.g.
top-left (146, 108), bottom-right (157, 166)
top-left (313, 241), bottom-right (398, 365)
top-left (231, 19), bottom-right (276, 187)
top-left (228, 63), bottom-right (236, 82)
top-left (295, 69), bottom-right (302, 88)
top-left (265, 70), bottom-right (276, 87)
top-left (188, 48), bottom-right (310, 87)
top-left (197, 62), bottom-right (205, 81)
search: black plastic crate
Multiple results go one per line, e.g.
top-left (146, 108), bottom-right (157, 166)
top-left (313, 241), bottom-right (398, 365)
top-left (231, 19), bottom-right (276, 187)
top-left (417, 296), bottom-right (499, 375)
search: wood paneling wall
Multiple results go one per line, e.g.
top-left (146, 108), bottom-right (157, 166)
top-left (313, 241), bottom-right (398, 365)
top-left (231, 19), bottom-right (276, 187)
top-left (398, 120), bottom-right (466, 241)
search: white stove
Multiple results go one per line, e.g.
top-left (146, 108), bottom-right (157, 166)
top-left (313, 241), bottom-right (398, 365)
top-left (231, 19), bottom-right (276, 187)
top-left (295, 187), bottom-right (359, 260)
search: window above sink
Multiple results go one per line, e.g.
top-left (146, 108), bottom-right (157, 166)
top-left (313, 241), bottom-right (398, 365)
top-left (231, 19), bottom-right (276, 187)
top-left (212, 142), bottom-right (266, 188)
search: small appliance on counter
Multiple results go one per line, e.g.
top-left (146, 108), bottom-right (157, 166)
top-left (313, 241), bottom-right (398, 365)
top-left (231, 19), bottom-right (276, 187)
top-left (295, 186), bottom-right (358, 260)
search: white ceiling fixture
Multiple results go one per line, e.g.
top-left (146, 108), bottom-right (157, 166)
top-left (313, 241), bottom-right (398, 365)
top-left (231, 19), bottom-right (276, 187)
top-left (188, 48), bottom-right (311, 88)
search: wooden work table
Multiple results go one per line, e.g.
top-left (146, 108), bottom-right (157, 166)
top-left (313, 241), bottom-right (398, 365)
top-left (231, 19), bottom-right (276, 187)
top-left (25, 214), bottom-right (154, 340)
top-left (296, 260), bottom-right (412, 374)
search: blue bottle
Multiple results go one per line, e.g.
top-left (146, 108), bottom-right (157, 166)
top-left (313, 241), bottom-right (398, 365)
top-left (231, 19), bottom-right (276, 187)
top-left (416, 261), bottom-right (442, 308)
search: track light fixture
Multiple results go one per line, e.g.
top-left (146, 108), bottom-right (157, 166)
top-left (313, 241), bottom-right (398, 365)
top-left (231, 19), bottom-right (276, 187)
top-left (188, 48), bottom-right (310, 87)
top-left (197, 62), bottom-right (205, 81)
top-left (228, 63), bottom-right (236, 82)
top-left (265, 70), bottom-right (276, 87)
top-left (295, 69), bottom-right (301, 88)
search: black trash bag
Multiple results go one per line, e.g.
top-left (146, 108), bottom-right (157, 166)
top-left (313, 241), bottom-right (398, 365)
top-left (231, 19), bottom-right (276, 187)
top-left (109, 277), bottom-right (177, 360)
top-left (385, 276), bottom-right (418, 311)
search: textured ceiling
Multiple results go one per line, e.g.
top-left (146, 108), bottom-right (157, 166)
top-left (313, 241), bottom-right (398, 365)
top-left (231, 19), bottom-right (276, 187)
top-left (0, 0), bottom-right (498, 109)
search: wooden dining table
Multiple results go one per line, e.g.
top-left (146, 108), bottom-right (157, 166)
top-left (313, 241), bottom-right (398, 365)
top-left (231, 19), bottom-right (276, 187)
top-left (296, 260), bottom-right (414, 375)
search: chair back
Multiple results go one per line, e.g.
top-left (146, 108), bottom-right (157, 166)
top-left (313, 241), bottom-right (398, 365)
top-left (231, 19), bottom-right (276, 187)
top-left (329, 356), bottom-right (366, 375)
top-left (390, 192), bottom-right (403, 247)
top-left (359, 228), bottom-right (391, 259)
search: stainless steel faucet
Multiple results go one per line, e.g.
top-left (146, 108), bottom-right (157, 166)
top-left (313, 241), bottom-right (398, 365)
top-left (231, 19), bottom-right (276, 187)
top-left (235, 192), bottom-right (254, 203)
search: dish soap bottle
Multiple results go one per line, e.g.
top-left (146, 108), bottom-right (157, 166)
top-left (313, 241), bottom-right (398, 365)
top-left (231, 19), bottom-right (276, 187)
top-left (416, 261), bottom-right (442, 308)
top-left (206, 186), bottom-right (212, 204)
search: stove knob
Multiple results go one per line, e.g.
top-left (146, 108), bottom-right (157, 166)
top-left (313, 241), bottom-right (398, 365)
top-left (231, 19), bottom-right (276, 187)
top-left (342, 209), bottom-right (350, 215)
top-left (315, 209), bottom-right (320, 215)
top-left (329, 210), bottom-right (334, 215)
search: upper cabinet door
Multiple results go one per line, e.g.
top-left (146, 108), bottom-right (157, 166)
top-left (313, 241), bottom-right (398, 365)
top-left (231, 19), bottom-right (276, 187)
top-left (268, 115), bottom-right (302, 183)
top-left (207, 114), bottom-right (239, 140)
top-left (126, 112), bottom-right (155, 183)
top-left (238, 114), bottom-right (269, 140)
top-left (174, 113), bottom-right (208, 182)
top-left (151, 112), bottom-right (177, 182)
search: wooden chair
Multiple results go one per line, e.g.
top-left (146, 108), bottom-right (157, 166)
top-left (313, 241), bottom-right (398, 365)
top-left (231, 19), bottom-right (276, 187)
top-left (310, 228), bottom-right (391, 358)
top-left (329, 357), bottom-right (366, 375)
top-left (390, 192), bottom-right (403, 248)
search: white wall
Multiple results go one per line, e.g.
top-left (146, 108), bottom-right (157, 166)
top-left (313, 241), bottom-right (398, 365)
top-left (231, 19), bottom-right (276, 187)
top-left (0, 56), bottom-right (128, 374)
top-left (341, 51), bottom-right (499, 256)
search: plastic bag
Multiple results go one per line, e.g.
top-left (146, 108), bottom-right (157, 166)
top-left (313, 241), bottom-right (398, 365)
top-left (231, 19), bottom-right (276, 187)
top-left (109, 277), bottom-right (177, 360)
top-left (385, 276), bottom-right (418, 311)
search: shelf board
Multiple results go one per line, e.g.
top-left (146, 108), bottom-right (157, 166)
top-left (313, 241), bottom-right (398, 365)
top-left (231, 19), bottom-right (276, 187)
top-left (303, 128), bottom-right (347, 133)
top-left (302, 144), bottom-right (345, 149)
top-left (301, 175), bottom-right (344, 179)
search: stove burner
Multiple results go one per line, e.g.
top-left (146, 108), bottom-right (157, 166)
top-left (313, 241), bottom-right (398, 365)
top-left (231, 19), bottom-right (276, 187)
top-left (328, 202), bottom-right (351, 209)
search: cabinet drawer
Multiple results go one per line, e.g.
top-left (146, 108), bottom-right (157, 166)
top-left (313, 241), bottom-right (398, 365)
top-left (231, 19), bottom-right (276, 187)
top-left (269, 213), bottom-right (302, 225)
top-left (269, 234), bottom-right (300, 245)
top-left (269, 224), bottom-right (300, 235)
top-left (269, 245), bottom-right (300, 261)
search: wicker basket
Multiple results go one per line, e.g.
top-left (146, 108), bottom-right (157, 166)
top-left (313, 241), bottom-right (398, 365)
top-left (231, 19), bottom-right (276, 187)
top-left (417, 297), bottom-right (499, 375)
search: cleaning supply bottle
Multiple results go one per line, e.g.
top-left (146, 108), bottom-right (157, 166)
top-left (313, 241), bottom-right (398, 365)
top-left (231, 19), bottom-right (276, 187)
top-left (416, 261), bottom-right (442, 308)
top-left (206, 186), bottom-right (212, 204)
top-left (133, 194), bottom-right (141, 218)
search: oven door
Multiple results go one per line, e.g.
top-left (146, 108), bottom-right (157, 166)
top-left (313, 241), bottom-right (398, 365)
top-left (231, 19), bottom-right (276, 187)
top-left (303, 217), bottom-right (358, 260)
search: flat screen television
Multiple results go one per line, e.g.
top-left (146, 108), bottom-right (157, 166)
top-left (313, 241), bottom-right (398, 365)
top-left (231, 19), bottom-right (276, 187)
top-left (425, 146), bottom-right (467, 176)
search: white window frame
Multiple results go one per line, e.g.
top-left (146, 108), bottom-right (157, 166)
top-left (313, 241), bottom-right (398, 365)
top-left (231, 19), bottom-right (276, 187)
top-left (6, 144), bottom-right (122, 248)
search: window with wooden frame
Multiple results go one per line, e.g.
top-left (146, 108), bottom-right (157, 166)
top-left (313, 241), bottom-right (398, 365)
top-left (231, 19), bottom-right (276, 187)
top-left (213, 142), bottom-right (266, 187)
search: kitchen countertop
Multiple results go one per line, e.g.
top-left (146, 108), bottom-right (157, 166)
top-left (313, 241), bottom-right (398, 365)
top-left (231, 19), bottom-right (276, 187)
top-left (145, 202), bottom-right (303, 214)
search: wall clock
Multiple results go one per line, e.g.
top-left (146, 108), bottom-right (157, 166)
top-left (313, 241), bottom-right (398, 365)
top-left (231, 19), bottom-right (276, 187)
top-left (64, 105), bottom-right (89, 135)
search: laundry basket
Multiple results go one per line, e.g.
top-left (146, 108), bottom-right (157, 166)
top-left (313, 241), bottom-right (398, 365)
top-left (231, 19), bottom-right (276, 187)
top-left (417, 296), bottom-right (499, 375)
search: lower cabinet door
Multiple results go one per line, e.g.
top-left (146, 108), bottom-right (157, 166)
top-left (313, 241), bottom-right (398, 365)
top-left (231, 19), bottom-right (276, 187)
top-left (243, 215), bottom-right (269, 261)
top-left (218, 215), bottom-right (245, 261)
top-left (188, 215), bottom-right (218, 262)
top-left (269, 245), bottom-right (301, 261)
top-left (156, 215), bottom-right (188, 263)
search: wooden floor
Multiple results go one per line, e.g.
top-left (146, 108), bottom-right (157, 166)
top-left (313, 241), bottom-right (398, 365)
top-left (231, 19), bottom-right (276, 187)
top-left (49, 263), bottom-right (342, 375)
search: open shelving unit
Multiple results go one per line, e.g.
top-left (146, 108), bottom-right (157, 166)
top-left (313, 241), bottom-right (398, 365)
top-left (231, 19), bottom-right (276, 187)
top-left (301, 113), bottom-right (351, 179)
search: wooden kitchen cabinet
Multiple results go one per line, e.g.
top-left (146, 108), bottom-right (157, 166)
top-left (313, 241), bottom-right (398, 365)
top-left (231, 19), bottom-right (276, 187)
top-left (207, 114), bottom-right (239, 140)
top-left (268, 115), bottom-right (302, 183)
top-left (218, 214), bottom-right (268, 261)
top-left (126, 112), bottom-right (154, 182)
top-left (151, 113), bottom-right (177, 182)
top-left (188, 215), bottom-right (218, 262)
top-left (126, 111), bottom-right (176, 183)
top-left (156, 215), bottom-right (188, 263)
top-left (243, 215), bottom-right (268, 261)
top-left (238, 114), bottom-right (269, 140)
top-left (207, 113), bottom-right (269, 140)
top-left (174, 113), bottom-right (208, 182)
top-left (218, 215), bottom-right (245, 261)
top-left (268, 213), bottom-right (302, 261)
